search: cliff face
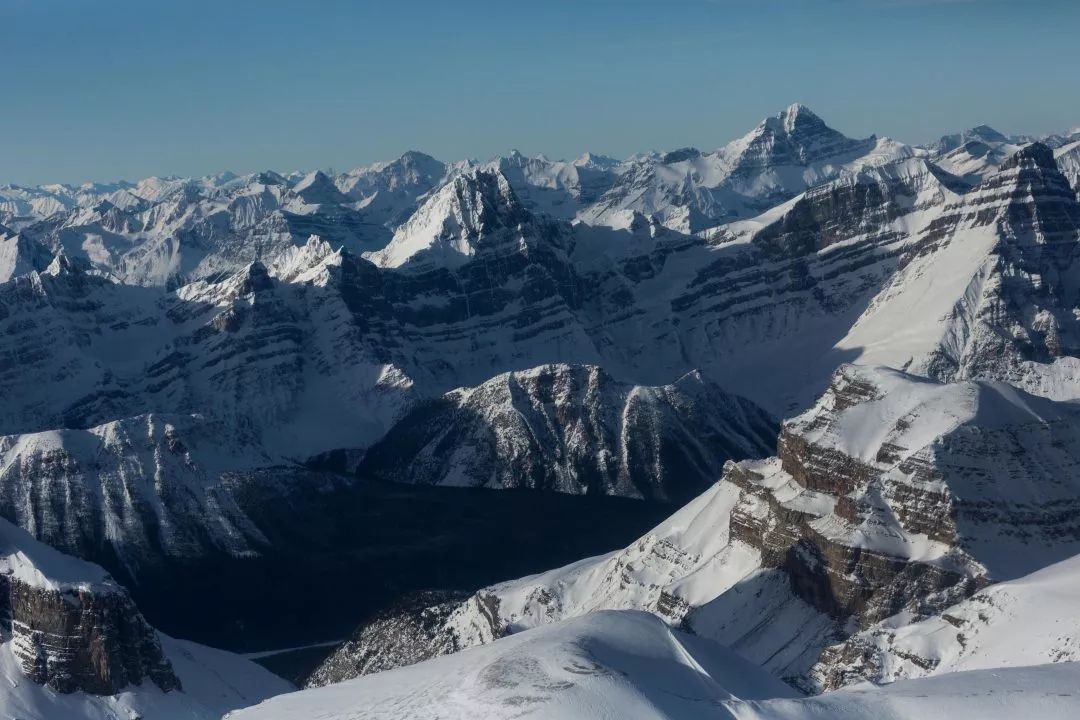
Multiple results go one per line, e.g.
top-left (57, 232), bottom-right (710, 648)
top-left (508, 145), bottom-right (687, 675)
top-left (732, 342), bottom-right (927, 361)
top-left (4, 576), bottom-right (179, 694)
top-left (0, 518), bottom-right (179, 695)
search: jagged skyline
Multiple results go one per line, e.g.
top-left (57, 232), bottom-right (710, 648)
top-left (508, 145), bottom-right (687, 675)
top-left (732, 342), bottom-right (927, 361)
top-left (4, 0), bottom-right (1079, 185)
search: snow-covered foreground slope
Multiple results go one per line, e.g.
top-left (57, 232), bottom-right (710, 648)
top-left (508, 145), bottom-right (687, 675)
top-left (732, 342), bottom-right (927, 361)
top-left (233, 610), bottom-right (1080, 720)
top-left (733, 662), bottom-right (1080, 720)
top-left (0, 637), bottom-right (291, 720)
top-left (316, 364), bottom-right (1080, 688)
top-left (230, 611), bottom-right (798, 720)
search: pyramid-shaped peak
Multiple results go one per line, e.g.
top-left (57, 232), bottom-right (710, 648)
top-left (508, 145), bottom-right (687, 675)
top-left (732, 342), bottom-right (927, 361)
top-left (967, 125), bottom-right (1010, 144)
top-left (755, 103), bottom-right (839, 141)
top-left (370, 169), bottom-right (527, 269)
top-left (292, 170), bottom-right (348, 204)
top-left (782, 102), bottom-right (823, 129)
top-left (44, 249), bottom-right (82, 277)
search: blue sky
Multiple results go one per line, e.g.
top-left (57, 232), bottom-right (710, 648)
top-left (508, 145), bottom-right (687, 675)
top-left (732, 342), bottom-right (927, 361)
top-left (2, 0), bottom-right (1078, 185)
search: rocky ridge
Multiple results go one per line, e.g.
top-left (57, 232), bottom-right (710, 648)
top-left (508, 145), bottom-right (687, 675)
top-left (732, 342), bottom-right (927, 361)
top-left (356, 364), bottom-right (777, 502)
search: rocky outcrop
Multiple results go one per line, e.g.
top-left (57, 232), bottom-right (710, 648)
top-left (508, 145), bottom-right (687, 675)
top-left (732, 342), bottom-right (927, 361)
top-left (1056, 140), bottom-right (1080, 199)
top-left (812, 551), bottom-right (1080, 691)
top-left (356, 364), bottom-right (777, 502)
top-left (305, 590), bottom-right (468, 688)
top-left (0, 518), bottom-right (179, 694)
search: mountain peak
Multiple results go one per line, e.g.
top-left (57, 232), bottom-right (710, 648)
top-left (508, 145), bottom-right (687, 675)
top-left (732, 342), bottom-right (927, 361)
top-left (370, 169), bottom-right (527, 269)
top-left (968, 124), bottom-right (1010, 145)
top-left (573, 152), bottom-right (619, 170)
top-left (781, 102), bottom-right (822, 132)
top-left (292, 170), bottom-right (348, 205)
top-left (269, 234), bottom-right (343, 283)
top-left (44, 248), bottom-right (82, 277)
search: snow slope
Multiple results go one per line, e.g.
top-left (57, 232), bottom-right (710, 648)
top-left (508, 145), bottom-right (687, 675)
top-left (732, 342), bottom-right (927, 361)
top-left (734, 662), bottom-right (1080, 720)
top-left (229, 611), bottom-right (797, 720)
top-left (232, 610), bottom-right (1080, 720)
top-left (835, 142), bottom-right (1080, 398)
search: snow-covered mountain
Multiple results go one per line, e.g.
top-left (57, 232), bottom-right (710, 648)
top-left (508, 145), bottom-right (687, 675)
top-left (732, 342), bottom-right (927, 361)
top-left (835, 142), bottom-right (1080, 398)
top-left (368, 167), bottom-right (532, 269)
top-left (927, 124), bottom-right (1024, 183)
top-left (335, 150), bottom-right (448, 228)
top-left (580, 104), bottom-right (915, 233)
top-left (3, 107), bottom-right (1080, 719)
top-left (1, 134), bottom-right (1076, 576)
top-left (0, 104), bottom-right (931, 289)
top-left (356, 364), bottom-right (776, 502)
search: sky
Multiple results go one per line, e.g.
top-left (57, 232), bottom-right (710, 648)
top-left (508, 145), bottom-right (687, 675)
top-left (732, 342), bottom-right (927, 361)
top-left (2, 0), bottom-right (1078, 186)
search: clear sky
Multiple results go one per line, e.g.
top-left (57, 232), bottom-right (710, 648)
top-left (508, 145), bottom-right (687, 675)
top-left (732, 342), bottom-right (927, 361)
top-left (2, 0), bottom-right (1078, 186)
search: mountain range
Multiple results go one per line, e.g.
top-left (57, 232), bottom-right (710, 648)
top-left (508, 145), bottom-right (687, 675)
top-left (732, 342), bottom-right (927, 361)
top-left (2, 104), bottom-right (1080, 718)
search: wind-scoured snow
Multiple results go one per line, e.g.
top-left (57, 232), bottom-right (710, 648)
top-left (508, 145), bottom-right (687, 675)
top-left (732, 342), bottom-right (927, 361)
top-left (229, 611), bottom-right (797, 720)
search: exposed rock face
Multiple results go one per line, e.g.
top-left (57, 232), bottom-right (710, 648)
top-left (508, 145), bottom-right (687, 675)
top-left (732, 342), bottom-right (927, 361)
top-left (1057, 140), bottom-right (1080, 199)
top-left (305, 590), bottom-right (468, 688)
top-left (357, 364), bottom-right (777, 502)
top-left (5, 575), bottom-right (179, 694)
top-left (0, 518), bottom-right (179, 695)
top-left (317, 365), bottom-right (1080, 690)
top-left (812, 552), bottom-right (1080, 691)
